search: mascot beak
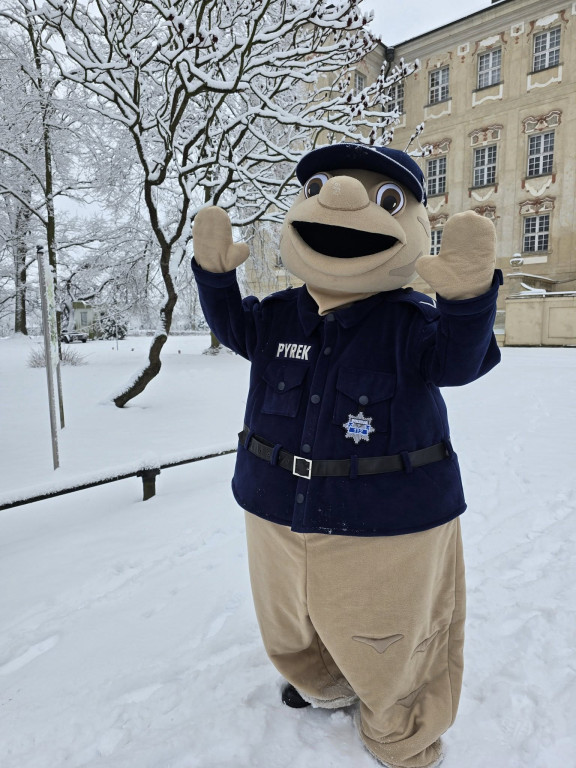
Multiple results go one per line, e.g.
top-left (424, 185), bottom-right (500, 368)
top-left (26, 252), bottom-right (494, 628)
top-left (289, 175), bottom-right (406, 260)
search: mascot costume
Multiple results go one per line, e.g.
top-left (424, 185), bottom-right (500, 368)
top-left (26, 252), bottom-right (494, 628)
top-left (191, 144), bottom-right (502, 768)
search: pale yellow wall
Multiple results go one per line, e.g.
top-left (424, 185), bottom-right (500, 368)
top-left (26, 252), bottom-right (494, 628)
top-left (505, 294), bottom-right (576, 345)
top-left (389, 0), bottom-right (576, 308)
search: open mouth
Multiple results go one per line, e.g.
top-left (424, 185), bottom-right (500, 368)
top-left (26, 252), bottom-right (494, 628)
top-left (293, 222), bottom-right (398, 258)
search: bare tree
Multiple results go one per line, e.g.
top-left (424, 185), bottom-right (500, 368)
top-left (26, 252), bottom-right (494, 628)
top-left (23, 0), bottom-right (416, 406)
top-left (57, 211), bottom-right (160, 329)
top-left (0, 8), bottom-right (151, 339)
top-left (0, 28), bottom-right (45, 334)
top-left (0, 15), bottom-right (78, 336)
top-left (0, 193), bottom-right (34, 334)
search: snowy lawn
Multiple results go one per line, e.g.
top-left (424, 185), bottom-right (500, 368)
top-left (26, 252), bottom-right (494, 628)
top-left (0, 335), bottom-right (575, 768)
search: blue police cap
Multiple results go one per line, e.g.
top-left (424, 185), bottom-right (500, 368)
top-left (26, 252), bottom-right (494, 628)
top-left (296, 143), bottom-right (427, 206)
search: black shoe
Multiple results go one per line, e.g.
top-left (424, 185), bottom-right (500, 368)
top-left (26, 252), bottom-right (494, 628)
top-left (281, 683), bottom-right (311, 708)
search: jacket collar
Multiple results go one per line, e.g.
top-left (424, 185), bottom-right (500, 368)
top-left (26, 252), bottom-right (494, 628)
top-left (297, 285), bottom-right (406, 336)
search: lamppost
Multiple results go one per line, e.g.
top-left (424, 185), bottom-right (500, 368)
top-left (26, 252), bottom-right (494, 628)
top-left (36, 244), bottom-right (64, 470)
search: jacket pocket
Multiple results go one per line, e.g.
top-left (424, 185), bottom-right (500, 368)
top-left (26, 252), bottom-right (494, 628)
top-left (333, 367), bottom-right (396, 434)
top-left (261, 360), bottom-right (308, 417)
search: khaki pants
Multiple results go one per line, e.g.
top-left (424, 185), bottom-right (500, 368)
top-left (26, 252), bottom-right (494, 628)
top-left (245, 512), bottom-right (465, 768)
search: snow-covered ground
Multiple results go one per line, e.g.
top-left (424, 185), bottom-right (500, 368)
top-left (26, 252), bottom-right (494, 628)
top-left (1, 334), bottom-right (575, 768)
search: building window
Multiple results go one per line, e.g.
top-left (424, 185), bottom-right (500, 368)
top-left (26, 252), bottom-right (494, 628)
top-left (523, 214), bottom-right (550, 252)
top-left (478, 49), bottom-right (502, 88)
top-left (430, 229), bottom-right (443, 255)
top-left (388, 80), bottom-right (404, 114)
top-left (473, 145), bottom-right (497, 187)
top-left (427, 157), bottom-right (447, 196)
top-left (354, 72), bottom-right (366, 95)
top-left (527, 131), bottom-right (554, 176)
top-left (533, 27), bottom-right (560, 72)
top-left (429, 67), bottom-right (449, 104)
top-left (80, 311), bottom-right (88, 326)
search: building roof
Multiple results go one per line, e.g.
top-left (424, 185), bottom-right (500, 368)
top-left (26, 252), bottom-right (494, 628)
top-left (393, 0), bottom-right (517, 47)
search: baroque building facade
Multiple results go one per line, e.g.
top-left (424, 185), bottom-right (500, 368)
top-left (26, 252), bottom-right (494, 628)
top-left (386, 0), bottom-right (576, 307)
top-left (248, 0), bottom-right (576, 323)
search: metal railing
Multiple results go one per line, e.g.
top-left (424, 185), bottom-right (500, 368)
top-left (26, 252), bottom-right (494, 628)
top-left (0, 447), bottom-right (237, 512)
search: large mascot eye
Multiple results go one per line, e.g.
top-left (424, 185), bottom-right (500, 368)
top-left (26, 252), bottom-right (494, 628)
top-left (375, 183), bottom-right (405, 215)
top-left (304, 173), bottom-right (331, 198)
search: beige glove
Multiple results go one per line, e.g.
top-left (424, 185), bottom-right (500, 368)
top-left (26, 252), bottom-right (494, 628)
top-left (416, 211), bottom-right (496, 300)
top-left (192, 206), bottom-right (250, 273)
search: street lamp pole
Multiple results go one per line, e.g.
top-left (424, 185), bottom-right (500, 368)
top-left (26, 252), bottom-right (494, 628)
top-left (37, 243), bottom-right (61, 470)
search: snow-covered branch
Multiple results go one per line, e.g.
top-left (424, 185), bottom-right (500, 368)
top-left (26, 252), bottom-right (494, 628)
top-left (18, 0), bottom-right (420, 403)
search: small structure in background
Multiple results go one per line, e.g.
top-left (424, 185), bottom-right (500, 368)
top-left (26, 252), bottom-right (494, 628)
top-left (505, 255), bottom-right (576, 346)
top-left (65, 301), bottom-right (99, 338)
top-left (62, 302), bottom-right (128, 342)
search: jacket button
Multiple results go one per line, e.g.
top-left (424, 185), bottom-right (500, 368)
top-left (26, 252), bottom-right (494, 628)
top-left (359, 395), bottom-right (369, 405)
top-left (302, 444), bottom-right (311, 453)
top-left (324, 347), bottom-right (332, 355)
top-left (277, 381), bottom-right (285, 391)
top-left (296, 493), bottom-right (305, 504)
top-left (325, 313), bottom-right (335, 322)
top-left (311, 394), bottom-right (320, 404)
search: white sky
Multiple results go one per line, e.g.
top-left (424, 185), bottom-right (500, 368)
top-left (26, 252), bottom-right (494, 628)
top-left (367, 0), bottom-right (490, 45)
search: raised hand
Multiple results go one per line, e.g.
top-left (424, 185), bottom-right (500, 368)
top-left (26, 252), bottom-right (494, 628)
top-left (192, 206), bottom-right (250, 273)
top-left (416, 211), bottom-right (496, 300)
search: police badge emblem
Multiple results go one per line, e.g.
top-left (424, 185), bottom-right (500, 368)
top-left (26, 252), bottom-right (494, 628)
top-left (343, 412), bottom-right (375, 444)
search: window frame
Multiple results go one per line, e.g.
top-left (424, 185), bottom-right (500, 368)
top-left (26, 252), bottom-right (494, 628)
top-left (527, 131), bottom-right (555, 177)
top-left (428, 66), bottom-right (450, 105)
top-left (477, 48), bottom-right (502, 89)
top-left (473, 145), bottom-right (497, 188)
top-left (388, 80), bottom-right (405, 114)
top-left (523, 213), bottom-right (550, 253)
top-left (533, 27), bottom-right (561, 72)
top-left (430, 228), bottom-right (443, 256)
top-left (354, 71), bottom-right (366, 95)
top-left (426, 157), bottom-right (447, 197)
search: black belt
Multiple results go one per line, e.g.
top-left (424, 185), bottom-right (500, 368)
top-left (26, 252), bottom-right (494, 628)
top-left (238, 426), bottom-right (450, 479)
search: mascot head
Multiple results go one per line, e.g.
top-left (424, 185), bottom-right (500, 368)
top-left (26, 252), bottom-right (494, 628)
top-left (280, 144), bottom-right (431, 311)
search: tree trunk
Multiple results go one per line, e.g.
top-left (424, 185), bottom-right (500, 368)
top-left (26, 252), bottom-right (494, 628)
top-left (14, 241), bottom-right (28, 335)
top-left (28, 19), bottom-right (60, 336)
top-left (113, 332), bottom-right (167, 407)
top-left (13, 201), bottom-right (31, 335)
top-left (113, 245), bottom-right (178, 407)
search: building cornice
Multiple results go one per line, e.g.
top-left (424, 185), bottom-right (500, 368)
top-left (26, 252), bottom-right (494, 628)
top-left (393, 0), bottom-right (570, 58)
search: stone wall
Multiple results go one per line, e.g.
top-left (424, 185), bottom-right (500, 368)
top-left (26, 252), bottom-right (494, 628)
top-left (505, 294), bottom-right (576, 345)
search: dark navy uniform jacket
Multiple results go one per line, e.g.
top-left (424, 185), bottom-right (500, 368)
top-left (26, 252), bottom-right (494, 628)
top-left (192, 258), bottom-right (502, 536)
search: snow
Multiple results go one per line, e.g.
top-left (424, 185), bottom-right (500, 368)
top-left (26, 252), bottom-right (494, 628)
top-left (0, 335), bottom-right (244, 504)
top-left (1, 334), bottom-right (576, 768)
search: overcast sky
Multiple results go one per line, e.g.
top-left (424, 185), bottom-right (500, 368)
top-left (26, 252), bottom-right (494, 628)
top-left (367, 0), bottom-right (490, 46)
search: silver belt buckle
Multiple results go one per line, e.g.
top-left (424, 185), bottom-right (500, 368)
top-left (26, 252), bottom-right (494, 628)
top-left (293, 455), bottom-right (312, 480)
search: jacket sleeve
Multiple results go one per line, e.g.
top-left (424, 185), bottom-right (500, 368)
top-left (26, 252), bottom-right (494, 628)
top-left (418, 270), bottom-right (503, 386)
top-left (191, 257), bottom-right (260, 361)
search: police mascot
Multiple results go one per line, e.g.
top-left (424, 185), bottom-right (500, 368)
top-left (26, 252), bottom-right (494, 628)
top-left (191, 143), bottom-right (501, 768)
